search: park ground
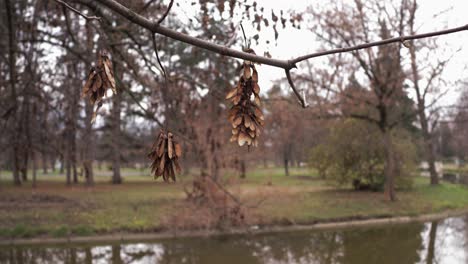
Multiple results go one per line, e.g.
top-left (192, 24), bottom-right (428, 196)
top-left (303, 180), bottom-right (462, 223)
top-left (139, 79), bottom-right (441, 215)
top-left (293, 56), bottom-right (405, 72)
top-left (1, 166), bottom-right (468, 239)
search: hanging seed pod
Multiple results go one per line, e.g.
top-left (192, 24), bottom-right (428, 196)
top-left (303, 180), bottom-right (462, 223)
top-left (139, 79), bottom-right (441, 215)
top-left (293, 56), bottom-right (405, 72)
top-left (82, 49), bottom-right (117, 123)
top-left (148, 130), bottom-right (182, 182)
top-left (226, 53), bottom-right (263, 147)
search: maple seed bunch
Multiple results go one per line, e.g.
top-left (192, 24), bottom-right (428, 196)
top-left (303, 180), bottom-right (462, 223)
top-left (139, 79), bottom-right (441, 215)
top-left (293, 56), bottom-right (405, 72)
top-left (148, 130), bottom-right (182, 182)
top-left (82, 50), bottom-right (117, 123)
top-left (226, 61), bottom-right (264, 147)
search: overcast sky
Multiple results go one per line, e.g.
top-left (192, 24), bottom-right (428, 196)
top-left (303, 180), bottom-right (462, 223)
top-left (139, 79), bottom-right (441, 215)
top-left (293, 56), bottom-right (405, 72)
top-left (172, 0), bottom-right (468, 107)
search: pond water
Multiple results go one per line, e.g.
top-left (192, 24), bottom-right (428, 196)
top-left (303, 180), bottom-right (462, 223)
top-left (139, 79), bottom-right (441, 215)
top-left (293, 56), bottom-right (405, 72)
top-left (1, 215), bottom-right (468, 264)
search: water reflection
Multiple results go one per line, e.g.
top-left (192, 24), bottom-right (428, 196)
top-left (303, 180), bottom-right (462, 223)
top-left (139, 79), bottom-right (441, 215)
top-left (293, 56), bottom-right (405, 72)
top-left (1, 216), bottom-right (467, 264)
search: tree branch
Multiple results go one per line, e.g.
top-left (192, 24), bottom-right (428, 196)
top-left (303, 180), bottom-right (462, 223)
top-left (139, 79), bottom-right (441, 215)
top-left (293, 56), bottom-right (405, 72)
top-left (78, 0), bottom-right (468, 107)
top-left (285, 69), bottom-right (307, 108)
top-left (151, 33), bottom-right (166, 78)
top-left (292, 23), bottom-right (468, 64)
top-left (155, 0), bottom-right (174, 25)
top-left (54, 0), bottom-right (101, 20)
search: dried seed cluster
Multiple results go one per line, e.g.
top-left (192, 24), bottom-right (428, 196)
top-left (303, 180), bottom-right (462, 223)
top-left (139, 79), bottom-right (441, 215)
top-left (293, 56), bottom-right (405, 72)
top-left (82, 50), bottom-right (117, 123)
top-left (226, 61), bottom-right (264, 147)
top-left (148, 130), bottom-right (182, 182)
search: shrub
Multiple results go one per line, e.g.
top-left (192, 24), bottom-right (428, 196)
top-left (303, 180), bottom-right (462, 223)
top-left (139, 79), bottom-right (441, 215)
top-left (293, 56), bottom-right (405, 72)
top-left (309, 119), bottom-right (416, 191)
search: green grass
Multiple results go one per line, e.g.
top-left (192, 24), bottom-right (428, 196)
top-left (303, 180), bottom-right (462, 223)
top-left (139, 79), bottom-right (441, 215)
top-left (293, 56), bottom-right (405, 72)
top-left (1, 166), bottom-right (468, 239)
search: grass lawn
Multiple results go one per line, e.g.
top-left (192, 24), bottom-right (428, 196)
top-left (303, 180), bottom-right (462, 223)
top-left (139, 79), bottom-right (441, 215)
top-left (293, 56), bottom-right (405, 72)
top-left (1, 167), bottom-right (468, 238)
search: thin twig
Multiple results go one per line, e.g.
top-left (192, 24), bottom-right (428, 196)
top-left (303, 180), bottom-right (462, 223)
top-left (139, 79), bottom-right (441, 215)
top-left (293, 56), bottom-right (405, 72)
top-left (54, 0), bottom-right (100, 20)
top-left (292, 23), bottom-right (468, 64)
top-left (151, 33), bottom-right (166, 78)
top-left (83, 0), bottom-right (468, 108)
top-left (240, 22), bottom-right (248, 48)
top-left (155, 0), bottom-right (174, 25)
top-left (285, 69), bottom-right (307, 108)
top-left (94, 0), bottom-right (468, 69)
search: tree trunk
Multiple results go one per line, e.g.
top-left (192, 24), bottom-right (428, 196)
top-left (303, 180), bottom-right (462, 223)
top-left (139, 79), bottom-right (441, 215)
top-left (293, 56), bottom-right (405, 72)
top-left (41, 153), bottom-right (48, 174)
top-left (66, 141), bottom-right (71, 185)
top-left (408, 6), bottom-right (439, 186)
top-left (383, 129), bottom-right (396, 201)
top-left (5, 0), bottom-right (21, 186)
top-left (111, 90), bottom-right (122, 184)
top-left (417, 98), bottom-right (438, 185)
top-left (210, 156), bottom-right (220, 181)
top-left (83, 99), bottom-right (95, 186)
top-left (32, 151), bottom-right (37, 188)
top-left (59, 154), bottom-right (65, 174)
top-left (85, 247), bottom-right (92, 263)
top-left (284, 157), bottom-right (290, 176)
top-left (65, 103), bottom-right (72, 186)
top-left (50, 158), bottom-right (55, 173)
top-left (426, 139), bottom-right (439, 185)
top-left (83, 21), bottom-right (94, 186)
top-left (41, 104), bottom-right (49, 174)
top-left (426, 222), bottom-right (438, 264)
top-left (111, 245), bottom-right (123, 264)
top-left (70, 64), bottom-right (79, 184)
top-left (69, 248), bottom-right (77, 264)
top-left (240, 159), bottom-right (246, 179)
top-left (20, 157), bottom-right (28, 182)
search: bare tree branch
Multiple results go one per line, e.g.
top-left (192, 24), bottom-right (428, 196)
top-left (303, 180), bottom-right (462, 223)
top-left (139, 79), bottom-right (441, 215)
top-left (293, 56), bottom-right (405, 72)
top-left (151, 33), bottom-right (166, 78)
top-left (54, 0), bottom-right (101, 20)
top-left (285, 69), bottom-right (307, 108)
top-left (75, 0), bottom-right (468, 107)
top-left (155, 0), bottom-right (174, 25)
top-left (292, 23), bottom-right (468, 64)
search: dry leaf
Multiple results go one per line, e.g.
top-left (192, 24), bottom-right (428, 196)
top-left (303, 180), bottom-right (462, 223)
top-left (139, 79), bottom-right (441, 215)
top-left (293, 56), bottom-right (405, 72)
top-left (81, 49), bottom-right (118, 124)
top-left (148, 130), bottom-right (183, 182)
top-left (225, 53), bottom-right (264, 147)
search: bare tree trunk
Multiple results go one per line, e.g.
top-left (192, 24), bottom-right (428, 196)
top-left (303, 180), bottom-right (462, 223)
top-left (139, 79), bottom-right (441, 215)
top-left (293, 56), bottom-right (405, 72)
top-left (83, 21), bottom-right (94, 186)
top-left (111, 245), bottom-right (122, 264)
top-left (415, 93), bottom-right (439, 185)
top-left (20, 100), bottom-right (29, 182)
top-left (426, 222), bottom-right (437, 264)
top-left (32, 151), bottom-right (37, 188)
top-left (210, 153), bottom-right (220, 181)
top-left (59, 154), bottom-right (65, 174)
top-left (71, 65), bottom-right (79, 184)
top-left (283, 144), bottom-right (292, 176)
top-left (65, 140), bottom-right (71, 185)
top-left (5, 0), bottom-right (21, 186)
top-left (426, 137), bottom-right (439, 185)
top-left (50, 157), bottom-right (55, 173)
top-left (383, 129), bottom-right (396, 201)
top-left (21, 84), bottom-right (33, 183)
top-left (83, 100), bottom-right (94, 186)
top-left (41, 152), bottom-right (48, 174)
top-left (41, 104), bottom-right (49, 174)
top-left (240, 158), bottom-right (246, 179)
top-left (111, 90), bottom-right (122, 184)
top-left (85, 247), bottom-right (92, 263)
top-left (65, 98), bottom-right (72, 186)
top-left (69, 248), bottom-right (77, 264)
top-left (284, 157), bottom-right (290, 177)
top-left (20, 148), bottom-right (28, 182)
top-left (408, 2), bottom-right (439, 186)
top-left (71, 123), bottom-right (78, 183)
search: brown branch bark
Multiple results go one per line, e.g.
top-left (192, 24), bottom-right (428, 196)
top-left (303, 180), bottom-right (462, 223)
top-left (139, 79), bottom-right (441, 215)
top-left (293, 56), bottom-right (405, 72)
top-left (292, 23), bottom-right (468, 64)
top-left (77, 0), bottom-right (468, 106)
top-left (54, 0), bottom-right (101, 20)
top-left (155, 0), bottom-right (174, 25)
top-left (285, 69), bottom-right (307, 108)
